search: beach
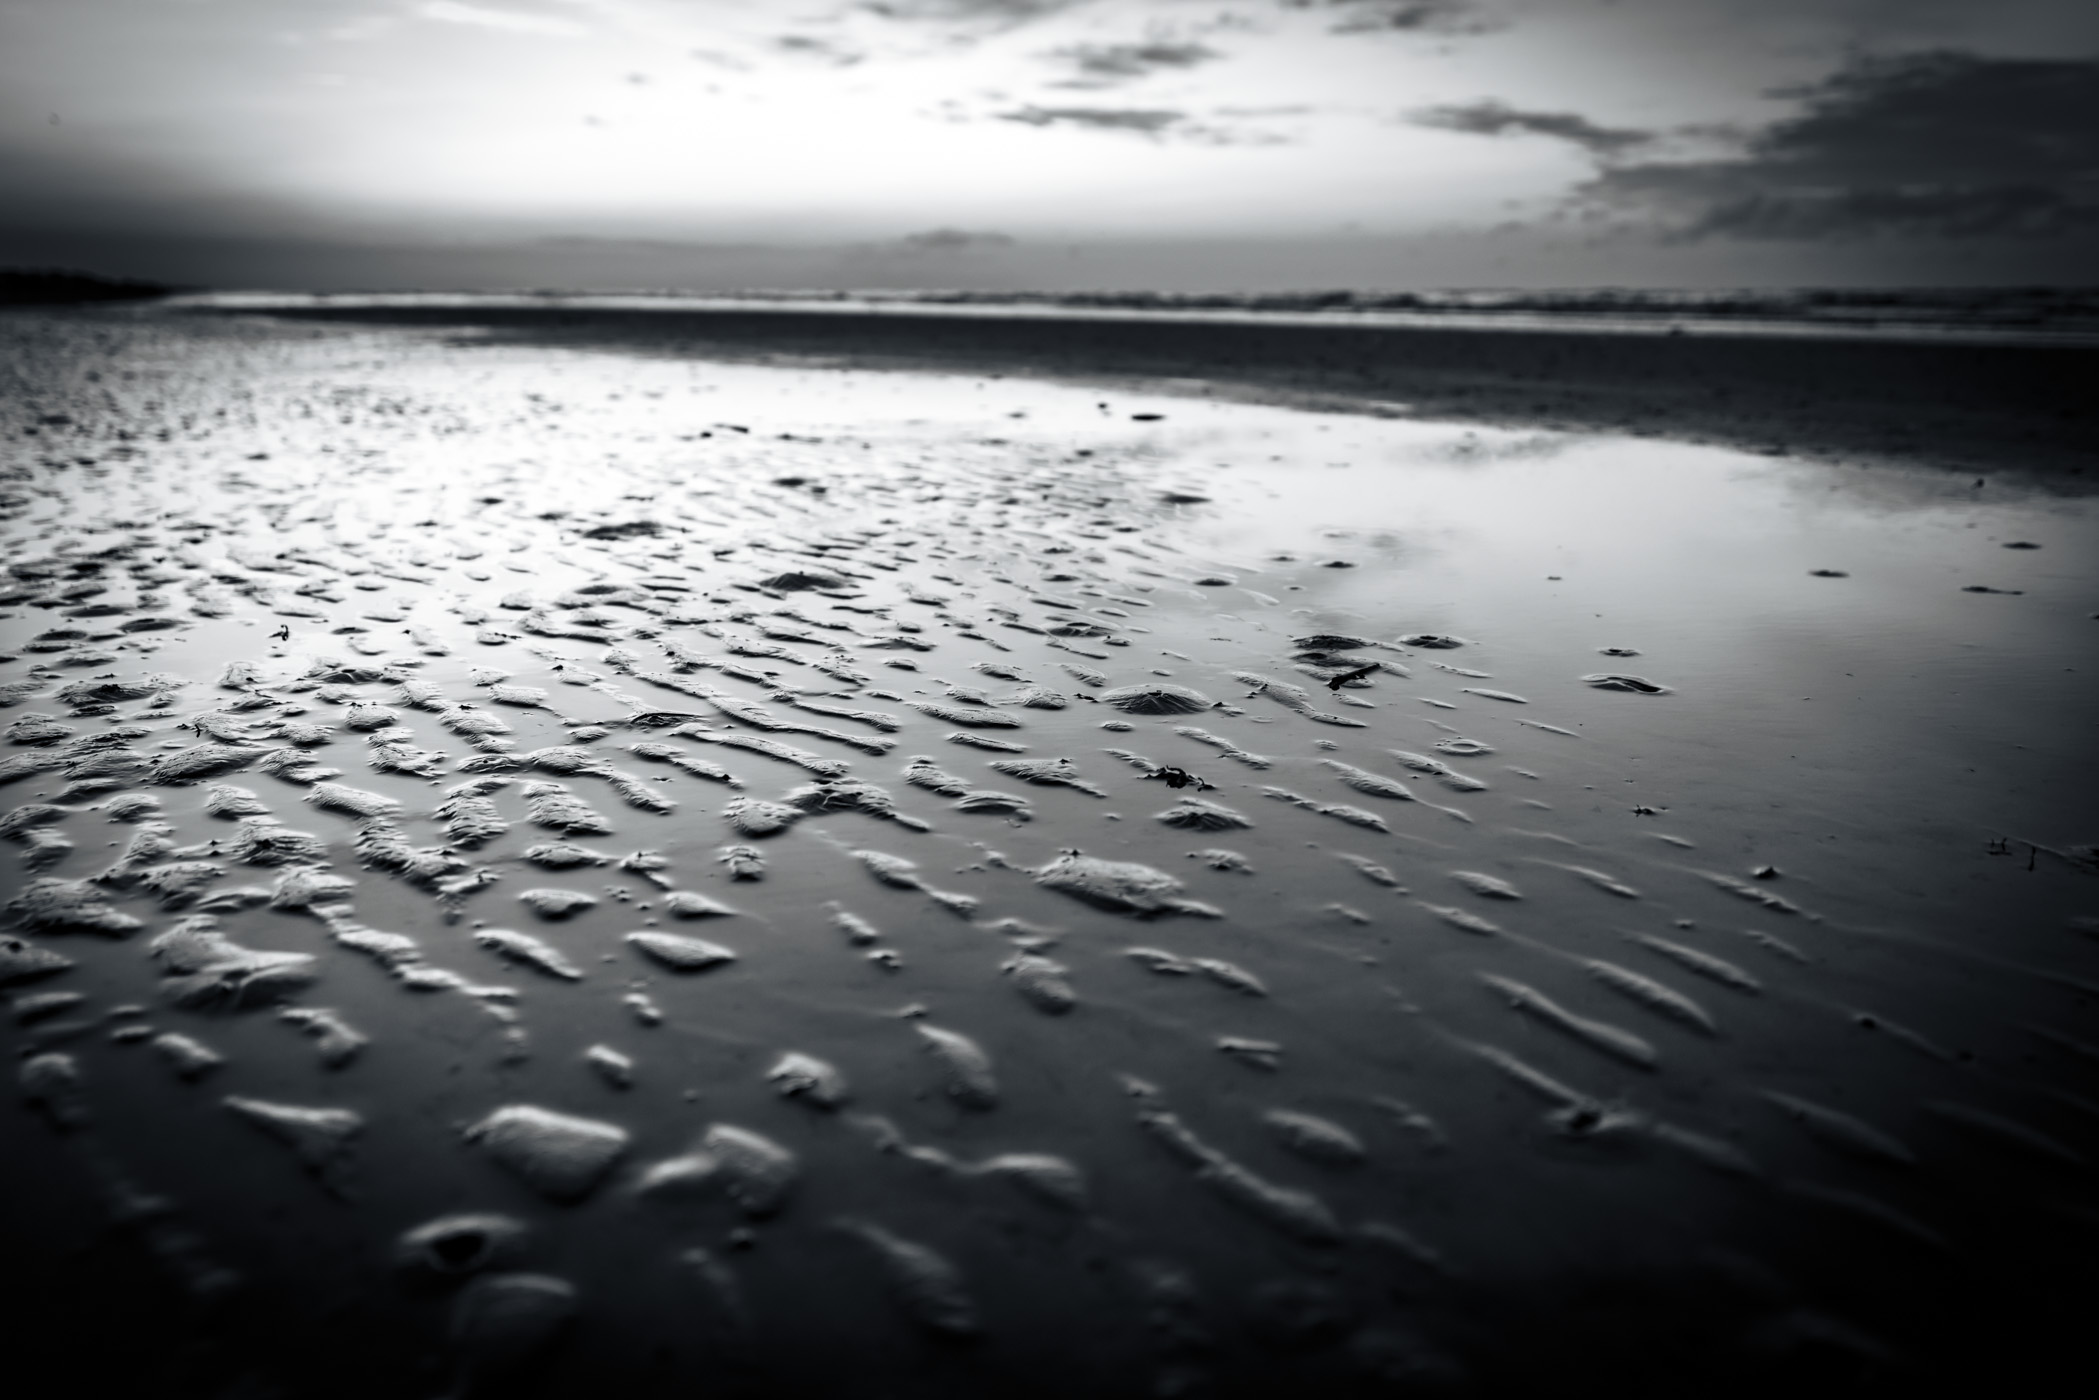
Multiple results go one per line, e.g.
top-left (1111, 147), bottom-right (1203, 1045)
top-left (2, 299), bottom-right (2096, 1398)
top-left (203, 294), bottom-right (2099, 482)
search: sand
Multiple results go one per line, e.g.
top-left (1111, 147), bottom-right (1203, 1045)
top-left (0, 300), bottom-right (2095, 1398)
top-left (194, 295), bottom-right (2099, 483)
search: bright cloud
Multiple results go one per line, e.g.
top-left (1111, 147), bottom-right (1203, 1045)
top-left (418, 2), bottom-right (589, 38)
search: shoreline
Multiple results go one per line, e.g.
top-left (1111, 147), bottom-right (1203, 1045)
top-left (169, 289), bottom-right (2099, 346)
top-left (168, 300), bottom-right (2099, 486)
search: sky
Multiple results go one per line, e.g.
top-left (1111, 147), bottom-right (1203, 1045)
top-left (2, 0), bottom-right (2096, 291)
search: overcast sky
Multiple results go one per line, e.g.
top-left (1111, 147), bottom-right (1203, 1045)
top-left (3, 0), bottom-right (2095, 290)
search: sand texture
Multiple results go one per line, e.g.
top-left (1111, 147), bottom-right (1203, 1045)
top-left (1, 304), bottom-right (2096, 1397)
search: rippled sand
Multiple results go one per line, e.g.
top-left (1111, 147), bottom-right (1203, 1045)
top-left (2, 305), bottom-right (2096, 1398)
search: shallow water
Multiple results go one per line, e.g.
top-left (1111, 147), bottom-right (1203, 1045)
top-left (2, 305), bottom-right (2096, 1397)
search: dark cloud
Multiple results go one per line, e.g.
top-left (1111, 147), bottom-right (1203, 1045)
top-left (991, 102), bottom-right (1294, 146)
top-left (1046, 41), bottom-right (1222, 84)
top-left (1293, 0), bottom-right (1502, 38)
top-left (996, 105), bottom-right (1185, 134)
top-left (773, 34), bottom-right (863, 65)
top-left (1575, 51), bottom-right (2099, 239)
top-left (859, 1), bottom-right (1081, 24)
top-left (1411, 100), bottom-right (1654, 155)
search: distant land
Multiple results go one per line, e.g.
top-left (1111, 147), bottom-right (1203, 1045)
top-left (176, 283), bottom-right (2099, 339)
top-left (672, 284), bottom-right (2099, 335)
top-left (16, 269), bottom-right (2099, 334)
top-left (0, 267), bottom-right (176, 306)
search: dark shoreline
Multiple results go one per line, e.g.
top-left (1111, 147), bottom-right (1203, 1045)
top-left (0, 268), bottom-right (175, 305)
top-left (180, 301), bottom-right (2099, 485)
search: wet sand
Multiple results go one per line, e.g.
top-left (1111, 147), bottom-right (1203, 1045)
top-left (198, 297), bottom-right (2099, 484)
top-left (2, 303), bottom-right (2097, 1398)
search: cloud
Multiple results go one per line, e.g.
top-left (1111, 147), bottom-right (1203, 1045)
top-left (992, 103), bottom-right (1294, 146)
top-left (1046, 41), bottom-right (1223, 85)
top-left (1411, 100), bottom-right (1653, 155)
top-left (1622, 179), bottom-right (2094, 239)
top-left (996, 105), bottom-right (1186, 134)
top-left (773, 33), bottom-right (864, 65)
top-left (1572, 51), bottom-right (2099, 240)
top-left (416, 2), bottom-right (587, 38)
top-left (534, 235), bottom-right (774, 254)
top-left (1300, 0), bottom-right (1502, 38)
top-left (859, 1), bottom-right (1084, 26)
top-left (895, 227), bottom-right (1017, 251)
